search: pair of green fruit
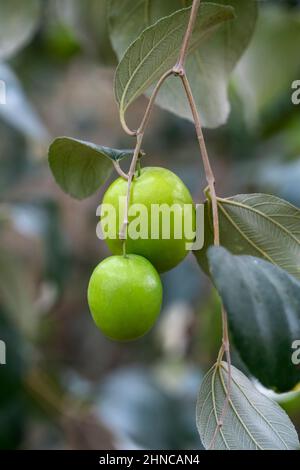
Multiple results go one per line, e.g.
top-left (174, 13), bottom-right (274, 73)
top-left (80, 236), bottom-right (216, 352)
top-left (88, 167), bottom-right (195, 341)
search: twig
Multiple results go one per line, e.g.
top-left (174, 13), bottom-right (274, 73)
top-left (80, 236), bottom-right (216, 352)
top-left (138, 70), bottom-right (173, 134)
top-left (171, 0), bottom-right (231, 449)
top-left (119, 70), bottom-right (173, 240)
top-left (179, 74), bottom-right (219, 245)
top-left (113, 161), bottom-right (128, 180)
top-left (118, 0), bottom-right (232, 449)
top-left (173, 0), bottom-right (201, 74)
top-left (208, 306), bottom-right (232, 449)
top-left (119, 133), bottom-right (143, 240)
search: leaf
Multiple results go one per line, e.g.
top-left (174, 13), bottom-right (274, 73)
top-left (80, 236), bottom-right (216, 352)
top-left (108, 0), bottom-right (184, 56)
top-left (0, 64), bottom-right (48, 140)
top-left (48, 137), bottom-right (133, 199)
top-left (109, 0), bottom-right (257, 128)
top-left (196, 362), bottom-right (300, 450)
top-left (114, 3), bottom-right (235, 130)
top-left (0, 0), bottom-right (41, 60)
top-left (195, 193), bottom-right (300, 280)
top-left (208, 247), bottom-right (300, 392)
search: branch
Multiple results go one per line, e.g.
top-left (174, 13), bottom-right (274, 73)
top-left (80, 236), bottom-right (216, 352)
top-left (174, 0), bottom-right (201, 74)
top-left (172, 0), bottom-right (231, 449)
top-left (118, 0), bottom-right (232, 449)
top-left (178, 73), bottom-right (231, 450)
top-left (119, 133), bottom-right (143, 240)
top-left (179, 74), bottom-right (219, 245)
top-left (119, 70), bottom-right (173, 241)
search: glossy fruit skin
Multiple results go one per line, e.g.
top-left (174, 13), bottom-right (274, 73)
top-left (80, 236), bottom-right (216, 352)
top-left (101, 167), bottom-right (195, 273)
top-left (87, 255), bottom-right (163, 341)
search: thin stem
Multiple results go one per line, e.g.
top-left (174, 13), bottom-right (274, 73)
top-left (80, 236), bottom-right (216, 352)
top-left (173, 0), bottom-right (201, 74)
top-left (119, 133), bottom-right (143, 240)
top-left (138, 70), bottom-right (173, 134)
top-left (208, 306), bottom-right (232, 450)
top-left (181, 72), bottom-right (232, 447)
top-left (120, 70), bottom-right (172, 240)
top-left (172, 1), bottom-right (231, 444)
top-left (118, 0), bottom-right (232, 449)
top-left (113, 161), bottom-right (128, 180)
top-left (122, 240), bottom-right (127, 257)
top-left (120, 119), bottom-right (137, 137)
top-left (180, 74), bottom-right (219, 245)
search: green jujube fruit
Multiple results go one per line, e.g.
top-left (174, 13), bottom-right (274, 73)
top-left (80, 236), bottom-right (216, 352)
top-left (87, 255), bottom-right (163, 341)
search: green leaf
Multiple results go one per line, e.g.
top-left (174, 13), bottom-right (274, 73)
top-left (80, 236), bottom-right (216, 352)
top-left (48, 137), bottom-right (133, 200)
top-left (208, 247), bottom-right (300, 392)
top-left (114, 3), bottom-right (235, 130)
top-left (0, 0), bottom-right (41, 60)
top-left (196, 193), bottom-right (300, 280)
top-left (108, 0), bottom-right (184, 56)
top-left (196, 362), bottom-right (300, 450)
top-left (109, 0), bottom-right (257, 128)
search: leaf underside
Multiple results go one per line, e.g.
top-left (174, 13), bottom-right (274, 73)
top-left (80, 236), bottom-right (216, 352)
top-left (196, 362), bottom-right (300, 450)
top-left (196, 193), bottom-right (300, 280)
top-left (109, 0), bottom-right (257, 128)
top-left (114, 3), bottom-right (235, 129)
top-left (48, 137), bottom-right (133, 200)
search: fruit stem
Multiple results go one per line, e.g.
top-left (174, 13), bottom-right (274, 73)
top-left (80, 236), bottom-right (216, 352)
top-left (119, 134), bottom-right (143, 241)
top-left (173, 0), bottom-right (201, 75)
top-left (136, 157), bottom-right (141, 177)
top-left (122, 240), bottom-right (127, 258)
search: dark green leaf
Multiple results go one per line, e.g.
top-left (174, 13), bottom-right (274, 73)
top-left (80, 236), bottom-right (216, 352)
top-left (208, 247), bottom-right (300, 392)
top-left (48, 137), bottom-right (133, 199)
top-left (197, 361), bottom-right (300, 449)
top-left (196, 193), bottom-right (300, 280)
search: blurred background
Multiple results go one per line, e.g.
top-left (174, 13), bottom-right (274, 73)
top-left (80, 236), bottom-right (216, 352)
top-left (0, 0), bottom-right (300, 450)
